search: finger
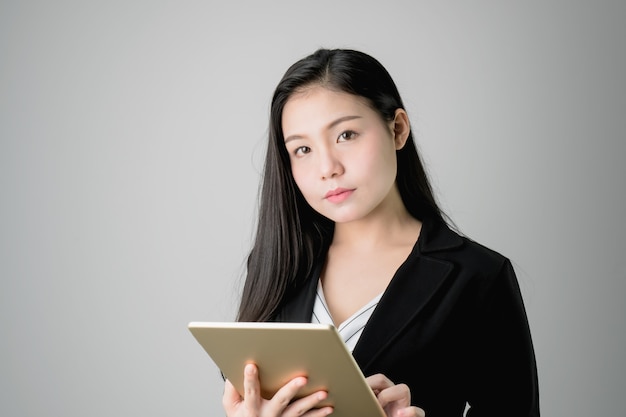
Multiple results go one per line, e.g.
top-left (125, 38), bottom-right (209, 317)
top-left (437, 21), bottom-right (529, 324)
top-left (282, 390), bottom-right (333, 417)
top-left (266, 375), bottom-right (308, 412)
top-left (300, 405), bottom-right (334, 417)
top-left (365, 373), bottom-right (395, 392)
top-left (396, 406), bottom-right (426, 417)
top-left (376, 383), bottom-right (411, 409)
top-left (242, 363), bottom-right (262, 414)
top-left (414, 406), bottom-right (426, 417)
top-left (222, 379), bottom-right (243, 412)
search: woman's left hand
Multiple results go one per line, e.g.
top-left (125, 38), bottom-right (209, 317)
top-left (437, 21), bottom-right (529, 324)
top-left (365, 374), bottom-right (425, 417)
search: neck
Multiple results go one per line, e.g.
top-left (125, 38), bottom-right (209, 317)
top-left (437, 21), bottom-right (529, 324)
top-left (332, 198), bottom-right (422, 251)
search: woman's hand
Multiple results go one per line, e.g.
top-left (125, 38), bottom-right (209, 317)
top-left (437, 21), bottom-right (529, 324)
top-left (223, 363), bottom-right (334, 417)
top-left (366, 374), bottom-right (425, 417)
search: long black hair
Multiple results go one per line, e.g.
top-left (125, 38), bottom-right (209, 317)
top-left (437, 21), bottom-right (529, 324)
top-left (237, 48), bottom-right (445, 322)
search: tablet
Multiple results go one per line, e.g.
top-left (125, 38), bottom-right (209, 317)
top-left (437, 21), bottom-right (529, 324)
top-left (188, 321), bottom-right (385, 417)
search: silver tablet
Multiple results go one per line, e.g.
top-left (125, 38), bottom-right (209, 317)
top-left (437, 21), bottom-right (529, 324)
top-left (188, 321), bottom-right (385, 417)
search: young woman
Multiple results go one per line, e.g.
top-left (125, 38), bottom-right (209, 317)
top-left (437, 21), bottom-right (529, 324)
top-left (222, 49), bottom-right (539, 417)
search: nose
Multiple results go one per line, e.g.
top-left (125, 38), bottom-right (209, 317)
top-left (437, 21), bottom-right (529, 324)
top-left (318, 147), bottom-right (344, 180)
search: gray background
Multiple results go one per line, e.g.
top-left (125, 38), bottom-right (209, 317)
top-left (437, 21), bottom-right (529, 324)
top-left (1, 1), bottom-right (624, 416)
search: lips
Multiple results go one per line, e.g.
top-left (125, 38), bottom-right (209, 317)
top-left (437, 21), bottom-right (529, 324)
top-left (325, 188), bottom-right (354, 203)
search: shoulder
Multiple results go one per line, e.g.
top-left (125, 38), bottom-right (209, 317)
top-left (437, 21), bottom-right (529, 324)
top-left (457, 235), bottom-right (510, 274)
top-left (419, 218), bottom-right (512, 279)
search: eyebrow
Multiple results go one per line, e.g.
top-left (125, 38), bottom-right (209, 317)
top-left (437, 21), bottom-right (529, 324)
top-left (284, 115), bottom-right (363, 143)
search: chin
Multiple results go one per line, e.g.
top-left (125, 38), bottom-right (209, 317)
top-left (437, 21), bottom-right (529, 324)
top-left (324, 211), bottom-right (365, 224)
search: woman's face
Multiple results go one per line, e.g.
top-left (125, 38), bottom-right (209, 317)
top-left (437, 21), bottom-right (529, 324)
top-left (282, 86), bottom-right (408, 224)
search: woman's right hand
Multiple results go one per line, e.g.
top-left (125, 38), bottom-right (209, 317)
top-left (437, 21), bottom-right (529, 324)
top-left (223, 363), bottom-right (334, 417)
top-left (366, 374), bottom-right (425, 417)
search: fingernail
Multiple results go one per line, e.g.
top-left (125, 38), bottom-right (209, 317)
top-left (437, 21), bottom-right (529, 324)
top-left (245, 364), bottom-right (255, 375)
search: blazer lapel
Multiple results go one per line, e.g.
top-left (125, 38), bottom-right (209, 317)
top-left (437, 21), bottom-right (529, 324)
top-left (352, 219), bottom-right (463, 371)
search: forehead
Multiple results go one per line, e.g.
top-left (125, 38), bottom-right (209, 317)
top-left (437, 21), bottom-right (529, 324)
top-left (282, 87), bottom-right (376, 134)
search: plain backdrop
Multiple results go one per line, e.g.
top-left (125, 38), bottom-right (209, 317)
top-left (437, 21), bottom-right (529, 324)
top-left (1, 1), bottom-right (624, 416)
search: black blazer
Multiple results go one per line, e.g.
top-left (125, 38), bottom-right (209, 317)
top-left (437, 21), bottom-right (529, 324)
top-left (273, 218), bottom-right (540, 417)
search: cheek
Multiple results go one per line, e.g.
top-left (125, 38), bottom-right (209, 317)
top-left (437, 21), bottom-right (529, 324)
top-left (356, 144), bottom-right (396, 177)
top-left (291, 164), bottom-right (314, 198)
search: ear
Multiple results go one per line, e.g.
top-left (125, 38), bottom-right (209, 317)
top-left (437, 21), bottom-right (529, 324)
top-left (391, 109), bottom-right (411, 150)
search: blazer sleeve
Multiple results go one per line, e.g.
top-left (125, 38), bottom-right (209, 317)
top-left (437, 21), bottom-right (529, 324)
top-left (465, 259), bottom-right (540, 417)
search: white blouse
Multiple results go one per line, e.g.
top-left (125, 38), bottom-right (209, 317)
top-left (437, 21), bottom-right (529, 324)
top-left (311, 280), bottom-right (383, 352)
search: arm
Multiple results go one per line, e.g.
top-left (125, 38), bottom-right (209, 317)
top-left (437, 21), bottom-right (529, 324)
top-left (465, 260), bottom-right (540, 417)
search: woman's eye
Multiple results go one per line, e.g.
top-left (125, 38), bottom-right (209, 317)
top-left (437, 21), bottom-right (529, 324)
top-left (338, 130), bottom-right (357, 141)
top-left (294, 146), bottom-right (311, 156)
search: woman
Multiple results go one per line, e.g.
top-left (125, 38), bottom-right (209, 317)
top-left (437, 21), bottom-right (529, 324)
top-left (223, 48), bottom-right (539, 417)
